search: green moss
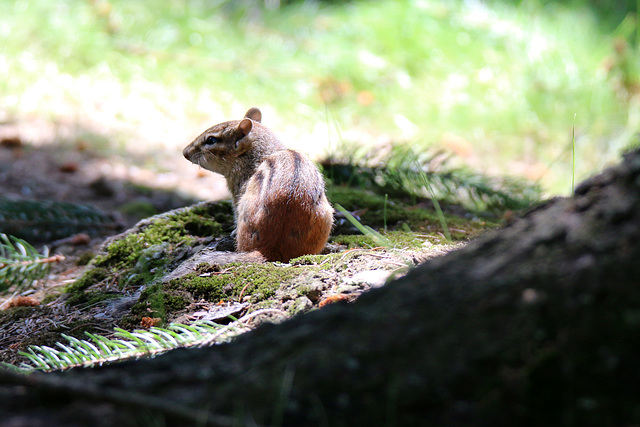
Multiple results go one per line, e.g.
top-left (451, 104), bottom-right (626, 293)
top-left (66, 267), bottom-right (109, 294)
top-left (126, 283), bottom-right (188, 325)
top-left (65, 202), bottom-right (235, 311)
top-left (59, 190), bottom-right (494, 333)
top-left (330, 231), bottom-right (441, 249)
top-left (164, 294), bottom-right (188, 311)
top-left (169, 262), bottom-right (296, 304)
top-left (290, 254), bottom-right (333, 265)
top-left (95, 202), bottom-right (232, 271)
top-left (72, 202), bottom-right (232, 283)
top-left (331, 234), bottom-right (378, 249)
top-left (327, 186), bottom-right (394, 226)
top-left (95, 224), bottom-right (191, 269)
top-left (122, 259), bottom-right (299, 326)
top-left (63, 266), bottom-right (112, 307)
top-left (171, 275), bottom-right (227, 302)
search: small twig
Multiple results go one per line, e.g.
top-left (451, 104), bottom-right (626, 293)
top-left (0, 254), bottom-right (65, 269)
top-left (318, 256), bottom-right (336, 267)
top-left (237, 283), bottom-right (252, 301)
top-left (237, 308), bottom-right (288, 324)
top-left (419, 235), bottom-right (441, 240)
top-left (337, 248), bottom-right (364, 262)
top-left (448, 228), bottom-right (468, 234)
top-left (366, 255), bottom-right (408, 267)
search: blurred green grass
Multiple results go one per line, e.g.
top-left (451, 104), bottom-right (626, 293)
top-left (1, 0), bottom-right (639, 195)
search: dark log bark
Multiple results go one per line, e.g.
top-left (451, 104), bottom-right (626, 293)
top-left (2, 149), bottom-right (640, 426)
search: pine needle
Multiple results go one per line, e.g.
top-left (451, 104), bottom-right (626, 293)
top-left (323, 145), bottom-right (540, 213)
top-left (17, 309), bottom-right (287, 372)
top-left (0, 198), bottom-right (119, 241)
top-left (0, 233), bottom-right (62, 291)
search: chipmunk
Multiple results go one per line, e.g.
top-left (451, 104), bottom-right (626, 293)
top-left (183, 107), bottom-right (334, 262)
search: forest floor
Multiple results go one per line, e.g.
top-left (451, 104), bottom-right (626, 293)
top-left (0, 130), bottom-right (499, 370)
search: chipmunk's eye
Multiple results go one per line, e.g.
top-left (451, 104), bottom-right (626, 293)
top-left (204, 135), bottom-right (219, 145)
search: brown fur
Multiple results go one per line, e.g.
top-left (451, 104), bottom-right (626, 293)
top-left (183, 108), bottom-right (333, 262)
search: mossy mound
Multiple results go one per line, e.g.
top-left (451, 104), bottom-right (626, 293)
top-left (173, 262), bottom-right (293, 302)
top-left (0, 183), bottom-right (503, 368)
top-left (64, 201), bottom-right (234, 308)
top-left (95, 201), bottom-right (233, 270)
top-left (122, 261), bottom-right (302, 326)
top-left (56, 187), bottom-right (497, 334)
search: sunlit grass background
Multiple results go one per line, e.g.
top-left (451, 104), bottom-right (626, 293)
top-left (1, 0), bottom-right (639, 196)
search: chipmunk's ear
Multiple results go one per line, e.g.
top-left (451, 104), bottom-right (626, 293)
top-left (244, 107), bottom-right (262, 123)
top-left (238, 118), bottom-right (253, 136)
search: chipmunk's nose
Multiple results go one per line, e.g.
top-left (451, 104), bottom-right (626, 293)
top-left (183, 145), bottom-right (192, 160)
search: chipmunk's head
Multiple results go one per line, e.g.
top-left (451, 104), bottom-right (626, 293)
top-left (183, 107), bottom-right (269, 176)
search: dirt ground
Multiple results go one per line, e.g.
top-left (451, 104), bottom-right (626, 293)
top-left (0, 118), bottom-right (229, 225)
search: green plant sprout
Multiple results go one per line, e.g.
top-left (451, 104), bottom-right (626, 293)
top-left (384, 194), bottom-right (388, 232)
top-left (423, 179), bottom-right (452, 241)
top-left (334, 204), bottom-right (391, 247)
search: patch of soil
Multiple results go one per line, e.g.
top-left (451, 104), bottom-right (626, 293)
top-left (0, 141), bottom-right (202, 229)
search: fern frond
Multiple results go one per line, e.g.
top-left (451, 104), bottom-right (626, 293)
top-left (0, 233), bottom-right (62, 291)
top-left (0, 198), bottom-right (120, 241)
top-left (18, 322), bottom-right (232, 371)
top-left (18, 309), bottom-right (287, 372)
top-left (323, 145), bottom-right (541, 212)
top-left (388, 167), bottom-right (540, 212)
